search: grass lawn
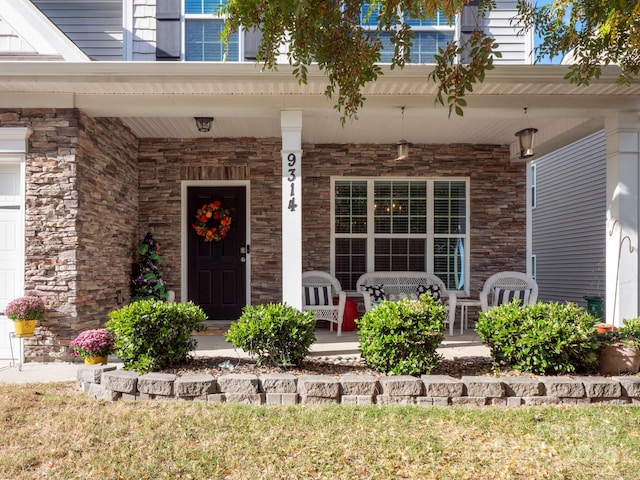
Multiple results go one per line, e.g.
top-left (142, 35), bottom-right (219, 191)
top-left (1, 382), bottom-right (639, 479)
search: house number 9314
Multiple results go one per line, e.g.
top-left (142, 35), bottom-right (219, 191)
top-left (287, 153), bottom-right (298, 212)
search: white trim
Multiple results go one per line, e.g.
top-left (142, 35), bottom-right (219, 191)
top-left (0, 0), bottom-right (89, 61)
top-left (0, 128), bottom-right (32, 154)
top-left (180, 180), bottom-right (251, 308)
top-left (281, 110), bottom-right (303, 309)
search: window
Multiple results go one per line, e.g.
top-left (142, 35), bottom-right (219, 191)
top-left (360, 3), bottom-right (455, 64)
top-left (531, 254), bottom-right (537, 280)
top-left (333, 178), bottom-right (469, 292)
top-left (184, 0), bottom-right (240, 61)
top-left (530, 163), bottom-right (537, 208)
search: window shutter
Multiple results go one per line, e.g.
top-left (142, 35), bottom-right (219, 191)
top-left (157, 0), bottom-right (180, 19)
top-left (244, 27), bottom-right (263, 61)
top-left (459, 0), bottom-right (481, 64)
top-left (156, 0), bottom-right (180, 60)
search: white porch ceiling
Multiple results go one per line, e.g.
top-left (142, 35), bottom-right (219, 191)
top-left (1, 62), bottom-right (639, 160)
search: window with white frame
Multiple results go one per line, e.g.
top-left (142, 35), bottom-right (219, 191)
top-left (333, 178), bottom-right (469, 292)
top-left (184, 0), bottom-right (240, 61)
top-left (360, 3), bottom-right (455, 64)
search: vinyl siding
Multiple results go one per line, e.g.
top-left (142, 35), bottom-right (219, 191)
top-left (485, 1), bottom-right (533, 64)
top-left (531, 131), bottom-right (606, 307)
top-left (31, 0), bottom-right (123, 60)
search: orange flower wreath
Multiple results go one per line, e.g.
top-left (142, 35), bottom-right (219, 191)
top-left (192, 200), bottom-right (232, 242)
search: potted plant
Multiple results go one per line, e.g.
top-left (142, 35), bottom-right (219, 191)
top-left (69, 328), bottom-right (115, 365)
top-left (4, 295), bottom-right (45, 337)
top-left (597, 317), bottom-right (640, 375)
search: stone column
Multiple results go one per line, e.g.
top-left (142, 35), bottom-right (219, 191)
top-left (281, 111), bottom-right (302, 308)
top-left (605, 112), bottom-right (640, 326)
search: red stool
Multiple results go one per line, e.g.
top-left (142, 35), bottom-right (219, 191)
top-left (340, 299), bottom-right (359, 332)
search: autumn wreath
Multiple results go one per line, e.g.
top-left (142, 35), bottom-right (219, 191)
top-left (192, 200), bottom-right (232, 242)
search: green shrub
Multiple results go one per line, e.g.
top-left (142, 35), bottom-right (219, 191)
top-left (476, 301), bottom-right (599, 375)
top-left (225, 303), bottom-right (316, 367)
top-left (620, 317), bottom-right (640, 340)
top-left (357, 297), bottom-right (446, 375)
top-left (106, 300), bottom-right (207, 373)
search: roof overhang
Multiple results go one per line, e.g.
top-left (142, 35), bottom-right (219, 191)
top-left (0, 62), bottom-right (638, 160)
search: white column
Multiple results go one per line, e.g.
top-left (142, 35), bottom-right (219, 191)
top-left (281, 110), bottom-right (303, 309)
top-left (605, 112), bottom-right (640, 326)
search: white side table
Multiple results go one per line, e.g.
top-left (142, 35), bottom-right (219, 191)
top-left (457, 299), bottom-right (482, 334)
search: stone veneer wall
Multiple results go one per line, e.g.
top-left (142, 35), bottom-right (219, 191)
top-left (137, 139), bottom-right (524, 309)
top-left (75, 114), bottom-right (139, 330)
top-left (0, 109), bottom-right (138, 361)
top-left (301, 143), bottom-right (524, 299)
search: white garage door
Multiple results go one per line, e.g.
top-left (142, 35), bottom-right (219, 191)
top-left (0, 164), bottom-right (23, 360)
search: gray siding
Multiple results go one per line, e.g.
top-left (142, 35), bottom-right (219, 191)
top-left (32, 0), bottom-right (123, 60)
top-left (532, 131), bottom-right (606, 307)
top-left (485, 1), bottom-right (533, 64)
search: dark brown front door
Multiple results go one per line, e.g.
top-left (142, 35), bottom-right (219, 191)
top-left (187, 185), bottom-right (247, 320)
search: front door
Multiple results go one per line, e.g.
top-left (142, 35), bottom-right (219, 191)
top-left (187, 185), bottom-right (247, 320)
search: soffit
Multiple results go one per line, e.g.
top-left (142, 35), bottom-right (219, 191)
top-left (0, 62), bottom-right (637, 158)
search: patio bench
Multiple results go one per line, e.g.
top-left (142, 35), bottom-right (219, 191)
top-left (355, 271), bottom-right (457, 335)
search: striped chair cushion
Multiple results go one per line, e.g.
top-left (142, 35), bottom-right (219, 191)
top-left (493, 288), bottom-right (532, 306)
top-left (304, 286), bottom-right (331, 306)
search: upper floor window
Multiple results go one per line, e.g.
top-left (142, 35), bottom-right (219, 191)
top-left (360, 3), bottom-right (455, 64)
top-left (184, 0), bottom-right (240, 61)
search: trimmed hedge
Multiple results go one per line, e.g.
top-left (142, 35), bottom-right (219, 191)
top-left (357, 296), bottom-right (446, 375)
top-left (476, 301), bottom-right (599, 375)
top-left (107, 300), bottom-right (207, 374)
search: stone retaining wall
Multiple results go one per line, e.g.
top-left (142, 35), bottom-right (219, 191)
top-left (78, 366), bottom-right (640, 406)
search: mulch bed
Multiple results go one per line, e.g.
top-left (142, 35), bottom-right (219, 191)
top-left (159, 354), bottom-right (532, 379)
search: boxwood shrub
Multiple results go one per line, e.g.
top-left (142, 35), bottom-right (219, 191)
top-left (225, 303), bottom-right (316, 367)
top-left (107, 299), bottom-right (207, 374)
top-left (357, 296), bottom-right (446, 376)
top-left (476, 301), bottom-right (599, 374)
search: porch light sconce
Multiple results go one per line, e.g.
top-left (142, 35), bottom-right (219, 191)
top-left (514, 108), bottom-right (538, 158)
top-left (396, 106), bottom-right (409, 159)
top-left (194, 117), bottom-right (214, 132)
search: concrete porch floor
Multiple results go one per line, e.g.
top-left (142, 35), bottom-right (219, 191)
top-left (0, 325), bottom-right (490, 384)
top-left (193, 323), bottom-right (490, 360)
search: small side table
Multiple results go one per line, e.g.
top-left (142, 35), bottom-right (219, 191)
top-left (8, 332), bottom-right (24, 371)
top-left (457, 299), bottom-right (482, 334)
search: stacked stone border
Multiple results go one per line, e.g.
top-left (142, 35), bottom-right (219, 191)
top-left (78, 366), bottom-right (640, 406)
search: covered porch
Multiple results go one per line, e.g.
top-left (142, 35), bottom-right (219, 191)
top-left (1, 61), bottom-right (640, 361)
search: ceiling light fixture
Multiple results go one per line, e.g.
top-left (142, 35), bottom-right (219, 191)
top-left (514, 108), bottom-right (538, 159)
top-left (397, 107), bottom-right (409, 159)
top-left (194, 117), bottom-right (214, 132)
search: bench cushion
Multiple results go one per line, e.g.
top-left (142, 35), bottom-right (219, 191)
top-left (416, 284), bottom-right (442, 301)
top-left (361, 284), bottom-right (386, 302)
